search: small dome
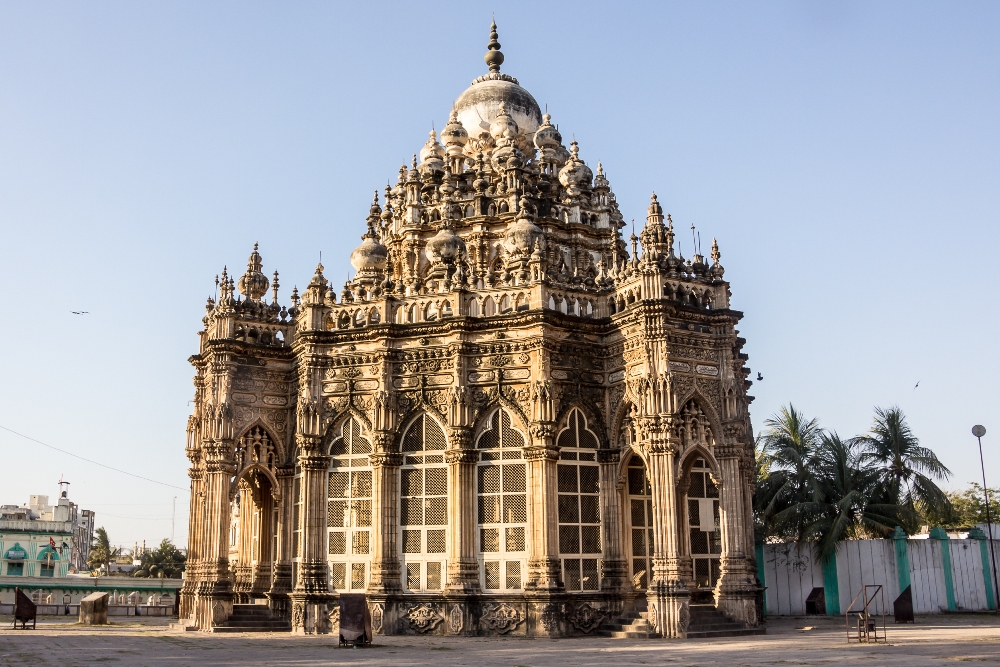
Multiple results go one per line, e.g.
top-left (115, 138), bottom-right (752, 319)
top-left (418, 130), bottom-right (445, 180)
top-left (558, 141), bottom-right (593, 195)
top-left (425, 221), bottom-right (466, 264)
top-left (533, 113), bottom-right (562, 150)
top-left (490, 101), bottom-right (519, 140)
top-left (238, 243), bottom-right (270, 301)
top-left (440, 109), bottom-right (469, 151)
top-left (350, 229), bottom-right (388, 273)
top-left (504, 206), bottom-right (545, 256)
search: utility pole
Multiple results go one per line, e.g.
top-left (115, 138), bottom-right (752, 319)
top-left (973, 425), bottom-right (999, 614)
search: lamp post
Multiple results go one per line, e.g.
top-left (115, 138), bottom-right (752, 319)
top-left (973, 424), bottom-right (999, 614)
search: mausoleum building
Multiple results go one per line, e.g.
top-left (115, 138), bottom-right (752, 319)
top-left (180, 23), bottom-right (760, 638)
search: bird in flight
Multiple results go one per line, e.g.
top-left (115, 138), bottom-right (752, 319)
top-left (914, 381), bottom-right (920, 390)
top-left (756, 372), bottom-right (764, 381)
top-left (71, 311), bottom-right (90, 315)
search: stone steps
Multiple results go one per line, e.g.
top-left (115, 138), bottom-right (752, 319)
top-left (600, 603), bottom-right (765, 639)
top-left (210, 604), bottom-right (291, 633)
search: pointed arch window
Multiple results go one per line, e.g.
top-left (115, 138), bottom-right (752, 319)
top-left (476, 408), bottom-right (527, 592)
top-left (327, 418), bottom-right (373, 592)
top-left (399, 413), bottom-right (449, 591)
top-left (556, 409), bottom-right (602, 591)
top-left (627, 455), bottom-right (653, 590)
top-left (687, 458), bottom-right (721, 589)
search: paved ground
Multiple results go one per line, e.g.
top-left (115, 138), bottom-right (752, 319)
top-left (1, 614), bottom-right (999, 666)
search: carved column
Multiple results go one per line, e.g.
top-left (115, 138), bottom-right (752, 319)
top-left (367, 440), bottom-right (402, 594)
top-left (645, 419), bottom-right (691, 638)
top-left (180, 450), bottom-right (203, 622)
top-left (192, 439), bottom-right (236, 630)
top-left (445, 428), bottom-right (479, 594)
top-left (525, 437), bottom-right (562, 593)
top-left (267, 465), bottom-right (295, 619)
top-left (290, 433), bottom-right (332, 634)
top-left (714, 444), bottom-right (759, 625)
top-left (598, 448), bottom-right (628, 592)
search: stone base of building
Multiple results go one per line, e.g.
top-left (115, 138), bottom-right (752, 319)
top-left (331, 592), bottom-right (636, 638)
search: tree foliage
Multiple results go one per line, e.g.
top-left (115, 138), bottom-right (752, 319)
top-left (755, 404), bottom-right (952, 559)
top-left (86, 526), bottom-right (121, 574)
top-left (132, 539), bottom-right (186, 578)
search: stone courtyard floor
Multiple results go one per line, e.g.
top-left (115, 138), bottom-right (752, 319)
top-left (1, 614), bottom-right (999, 666)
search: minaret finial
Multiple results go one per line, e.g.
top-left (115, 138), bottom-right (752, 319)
top-left (485, 19), bottom-right (504, 73)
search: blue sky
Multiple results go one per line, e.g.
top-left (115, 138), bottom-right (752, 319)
top-left (1, 1), bottom-right (997, 548)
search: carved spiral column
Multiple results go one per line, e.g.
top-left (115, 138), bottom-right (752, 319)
top-left (598, 448), bottom-right (628, 592)
top-left (367, 441), bottom-right (402, 594)
top-left (644, 418), bottom-right (691, 638)
top-left (445, 428), bottom-right (479, 594)
top-left (290, 433), bottom-right (332, 634)
top-left (267, 465), bottom-right (295, 619)
top-left (193, 439), bottom-right (236, 630)
top-left (714, 444), bottom-right (759, 626)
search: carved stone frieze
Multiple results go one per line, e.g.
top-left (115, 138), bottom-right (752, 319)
top-left (479, 602), bottom-right (523, 634)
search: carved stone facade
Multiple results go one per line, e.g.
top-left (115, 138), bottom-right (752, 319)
top-left (179, 22), bottom-right (760, 638)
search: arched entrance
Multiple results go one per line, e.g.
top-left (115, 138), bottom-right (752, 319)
top-left (230, 427), bottom-right (279, 603)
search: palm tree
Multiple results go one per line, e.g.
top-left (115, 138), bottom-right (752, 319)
top-left (86, 527), bottom-right (121, 574)
top-left (757, 404), bottom-right (823, 541)
top-left (856, 406), bottom-right (951, 533)
top-left (802, 433), bottom-right (898, 560)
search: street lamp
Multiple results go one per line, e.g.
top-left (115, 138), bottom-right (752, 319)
top-left (973, 424), bottom-right (999, 614)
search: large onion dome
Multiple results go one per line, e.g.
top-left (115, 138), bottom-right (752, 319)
top-left (452, 21), bottom-right (542, 142)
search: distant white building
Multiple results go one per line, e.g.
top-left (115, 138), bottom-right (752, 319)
top-left (0, 485), bottom-right (95, 574)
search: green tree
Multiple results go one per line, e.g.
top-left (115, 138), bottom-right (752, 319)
top-left (86, 527), bottom-right (121, 574)
top-left (755, 404), bottom-right (823, 541)
top-left (802, 433), bottom-right (898, 560)
top-left (922, 483), bottom-right (1000, 529)
top-left (856, 406), bottom-right (951, 532)
top-left (133, 539), bottom-right (186, 579)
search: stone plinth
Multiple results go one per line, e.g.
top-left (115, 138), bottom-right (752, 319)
top-left (79, 592), bottom-right (109, 625)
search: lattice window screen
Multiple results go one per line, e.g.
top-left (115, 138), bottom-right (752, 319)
top-left (557, 409), bottom-right (603, 592)
top-left (327, 418), bottom-right (373, 591)
top-left (475, 408), bottom-right (528, 592)
top-left (399, 413), bottom-right (448, 591)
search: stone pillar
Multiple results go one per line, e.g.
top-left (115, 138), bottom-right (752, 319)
top-left (523, 421), bottom-right (562, 637)
top-left (714, 446), bottom-right (759, 625)
top-left (367, 447), bottom-right (402, 594)
top-left (525, 440), bottom-right (562, 593)
top-left (645, 431), bottom-right (691, 638)
top-left (445, 430), bottom-right (479, 594)
top-left (267, 466), bottom-right (295, 619)
top-left (598, 448), bottom-right (628, 592)
top-left (179, 457), bottom-right (203, 622)
top-left (290, 434), bottom-right (332, 634)
top-left (192, 439), bottom-right (236, 630)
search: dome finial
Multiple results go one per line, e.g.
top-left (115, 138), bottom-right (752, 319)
top-left (485, 18), bottom-right (504, 73)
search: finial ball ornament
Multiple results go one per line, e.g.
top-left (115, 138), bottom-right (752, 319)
top-left (973, 425), bottom-right (986, 438)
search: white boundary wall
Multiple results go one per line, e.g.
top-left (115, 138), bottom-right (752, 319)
top-left (760, 537), bottom-right (999, 616)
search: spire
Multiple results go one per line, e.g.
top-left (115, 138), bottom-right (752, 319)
top-left (366, 190), bottom-right (382, 230)
top-left (711, 237), bottom-right (721, 264)
top-left (646, 192), bottom-right (664, 226)
top-left (485, 19), bottom-right (504, 72)
top-left (271, 271), bottom-right (279, 305)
